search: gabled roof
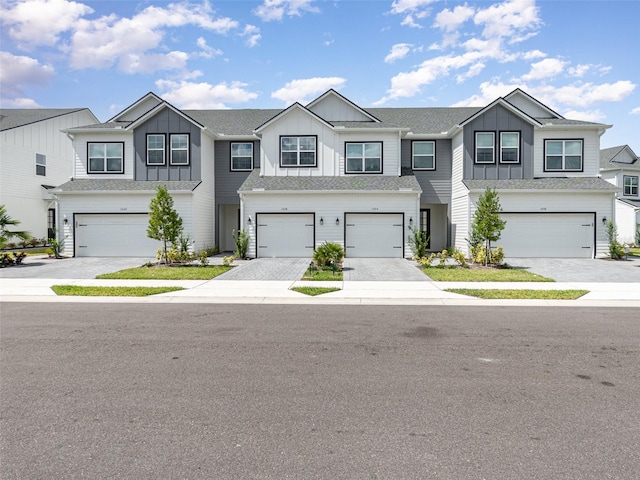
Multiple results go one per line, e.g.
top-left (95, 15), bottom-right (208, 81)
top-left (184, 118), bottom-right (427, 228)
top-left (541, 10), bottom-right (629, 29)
top-left (107, 92), bottom-right (163, 122)
top-left (306, 89), bottom-right (381, 123)
top-left (53, 179), bottom-right (201, 193)
top-left (0, 108), bottom-right (94, 131)
top-left (253, 102), bottom-right (333, 133)
top-left (600, 145), bottom-right (639, 170)
top-left (126, 101), bottom-right (205, 130)
top-left (459, 97), bottom-right (543, 128)
top-left (504, 88), bottom-right (563, 119)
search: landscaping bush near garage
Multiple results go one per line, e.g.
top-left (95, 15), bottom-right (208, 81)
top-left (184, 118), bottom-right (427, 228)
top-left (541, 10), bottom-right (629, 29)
top-left (302, 242), bottom-right (345, 280)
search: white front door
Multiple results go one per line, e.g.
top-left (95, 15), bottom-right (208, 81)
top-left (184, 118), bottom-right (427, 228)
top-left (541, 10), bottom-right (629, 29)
top-left (75, 214), bottom-right (160, 257)
top-left (499, 213), bottom-right (594, 258)
top-left (345, 213), bottom-right (404, 258)
top-left (256, 213), bottom-right (315, 257)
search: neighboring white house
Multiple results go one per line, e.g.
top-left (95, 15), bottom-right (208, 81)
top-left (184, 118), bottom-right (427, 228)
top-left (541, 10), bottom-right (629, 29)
top-left (0, 108), bottom-right (98, 240)
top-left (53, 88), bottom-right (618, 259)
top-left (600, 145), bottom-right (640, 244)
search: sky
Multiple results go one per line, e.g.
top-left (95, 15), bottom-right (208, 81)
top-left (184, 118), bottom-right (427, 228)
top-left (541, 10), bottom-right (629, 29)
top-left (1, 0), bottom-right (638, 153)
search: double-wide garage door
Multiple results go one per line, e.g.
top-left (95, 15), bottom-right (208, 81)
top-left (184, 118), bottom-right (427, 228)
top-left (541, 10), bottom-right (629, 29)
top-left (499, 213), bottom-right (594, 258)
top-left (345, 213), bottom-right (404, 258)
top-left (256, 213), bottom-right (315, 257)
top-left (75, 214), bottom-right (160, 257)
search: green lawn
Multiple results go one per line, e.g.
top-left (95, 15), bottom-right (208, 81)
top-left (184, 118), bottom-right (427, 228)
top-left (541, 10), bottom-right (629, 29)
top-left (446, 288), bottom-right (589, 300)
top-left (51, 285), bottom-right (185, 296)
top-left (301, 267), bottom-right (343, 281)
top-left (291, 286), bottom-right (341, 296)
top-left (422, 266), bottom-right (554, 282)
top-left (96, 265), bottom-right (231, 280)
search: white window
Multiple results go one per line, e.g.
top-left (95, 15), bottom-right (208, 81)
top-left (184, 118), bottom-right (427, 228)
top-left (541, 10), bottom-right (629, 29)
top-left (346, 142), bottom-right (382, 173)
top-left (147, 134), bottom-right (165, 165)
top-left (88, 143), bottom-right (124, 173)
top-left (500, 132), bottom-right (520, 163)
top-left (35, 154), bottom-right (46, 176)
top-left (545, 139), bottom-right (583, 171)
top-left (624, 175), bottom-right (639, 196)
top-left (280, 136), bottom-right (316, 167)
top-left (231, 142), bottom-right (253, 171)
top-left (170, 134), bottom-right (189, 165)
top-left (475, 132), bottom-right (495, 164)
top-left (412, 141), bottom-right (435, 170)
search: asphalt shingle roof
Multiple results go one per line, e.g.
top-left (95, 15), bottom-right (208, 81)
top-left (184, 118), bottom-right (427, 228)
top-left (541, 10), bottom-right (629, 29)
top-left (463, 177), bottom-right (620, 191)
top-left (184, 109), bottom-right (281, 136)
top-left (599, 145), bottom-right (640, 170)
top-left (53, 179), bottom-right (201, 193)
top-left (0, 108), bottom-right (88, 131)
top-left (238, 170), bottom-right (422, 193)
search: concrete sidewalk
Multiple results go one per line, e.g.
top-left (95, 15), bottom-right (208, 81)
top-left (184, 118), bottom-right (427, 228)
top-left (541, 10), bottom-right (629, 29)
top-left (2, 277), bottom-right (640, 307)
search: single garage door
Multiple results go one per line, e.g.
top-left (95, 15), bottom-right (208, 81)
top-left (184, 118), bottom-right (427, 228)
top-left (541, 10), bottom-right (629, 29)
top-left (75, 214), bottom-right (160, 257)
top-left (498, 213), bottom-right (594, 258)
top-left (345, 213), bottom-right (404, 258)
top-left (256, 213), bottom-right (315, 257)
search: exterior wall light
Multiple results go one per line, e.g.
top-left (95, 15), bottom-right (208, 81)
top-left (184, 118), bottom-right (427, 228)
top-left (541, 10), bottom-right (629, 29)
top-left (602, 216), bottom-right (607, 225)
top-left (335, 217), bottom-right (340, 226)
top-left (320, 217), bottom-right (324, 225)
top-left (247, 216), bottom-right (252, 225)
top-left (409, 217), bottom-right (413, 227)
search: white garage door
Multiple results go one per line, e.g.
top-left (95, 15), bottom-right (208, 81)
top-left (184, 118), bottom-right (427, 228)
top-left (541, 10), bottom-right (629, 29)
top-left (256, 213), bottom-right (315, 257)
top-left (345, 213), bottom-right (404, 258)
top-left (75, 214), bottom-right (160, 257)
top-left (499, 213), bottom-right (594, 258)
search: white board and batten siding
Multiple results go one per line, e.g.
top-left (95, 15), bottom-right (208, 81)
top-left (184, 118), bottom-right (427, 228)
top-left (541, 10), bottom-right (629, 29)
top-left (307, 95), bottom-right (372, 121)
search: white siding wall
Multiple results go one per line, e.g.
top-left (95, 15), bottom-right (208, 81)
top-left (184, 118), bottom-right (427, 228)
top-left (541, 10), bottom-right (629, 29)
top-left (337, 130), bottom-right (400, 176)
top-left (241, 192), bottom-right (420, 258)
top-left (534, 128), bottom-right (601, 177)
top-left (450, 132), bottom-right (469, 254)
top-left (57, 192), bottom-right (194, 257)
top-left (191, 134), bottom-right (215, 250)
top-left (0, 110), bottom-right (98, 238)
top-left (615, 200), bottom-right (639, 244)
top-left (505, 92), bottom-right (555, 118)
top-left (114, 96), bottom-right (162, 121)
top-left (72, 131), bottom-right (134, 179)
top-left (307, 95), bottom-right (371, 121)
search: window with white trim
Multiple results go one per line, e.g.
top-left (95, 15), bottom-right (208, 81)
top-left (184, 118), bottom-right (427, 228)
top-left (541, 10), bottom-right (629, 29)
top-left (545, 139), bottom-right (583, 171)
top-left (500, 132), bottom-right (520, 163)
top-left (346, 142), bottom-right (382, 173)
top-left (280, 136), bottom-right (316, 167)
top-left (475, 132), bottom-right (495, 164)
top-left (624, 175), bottom-right (639, 196)
top-left (147, 134), bottom-right (165, 165)
top-left (231, 142), bottom-right (253, 171)
top-left (412, 141), bottom-right (435, 170)
top-left (170, 134), bottom-right (189, 165)
top-left (88, 143), bottom-right (124, 173)
top-left (35, 153), bottom-right (46, 176)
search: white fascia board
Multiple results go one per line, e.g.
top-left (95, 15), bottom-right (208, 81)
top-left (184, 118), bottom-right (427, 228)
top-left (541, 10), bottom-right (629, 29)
top-left (254, 103), bottom-right (333, 133)
top-left (240, 189), bottom-right (421, 195)
top-left (537, 123), bottom-right (613, 131)
top-left (107, 92), bottom-right (163, 122)
top-left (460, 98), bottom-right (543, 128)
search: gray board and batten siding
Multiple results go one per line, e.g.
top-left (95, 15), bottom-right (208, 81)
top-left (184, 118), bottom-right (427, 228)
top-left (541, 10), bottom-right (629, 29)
top-left (462, 104), bottom-right (534, 180)
top-left (133, 108), bottom-right (202, 182)
top-left (401, 138), bottom-right (452, 204)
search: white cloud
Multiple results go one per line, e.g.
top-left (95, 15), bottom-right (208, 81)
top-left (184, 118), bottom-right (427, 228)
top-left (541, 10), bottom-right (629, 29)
top-left (522, 49), bottom-right (546, 60)
top-left (0, 97), bottom-right (42, 108)
top-left (0, 0), bottom-right (93, 48)
top-left (156, 79), bottom-right (259, 109)
top-left (196, 37), bottom-right (223, 59)
top-left (433, 5), bottom-right (475, 32)
top-left (384, 43), bottom-right (413, 63)
top-left (631, 107), bottom-right (640, 115)
top-left (567, 64), bottom-right (611, 78)
top-left (456, 62), bottom-right (485, 83)
top-left (474, 0), bottom-right (542, 42)
top-left (562, 109), bottom-right (606, 123)
top-left (271, 77), bottom-right (346, 104)
top-left (241, 25), bottom-right (261, 48)
top-left (0, 51), bottom-right (55, 97)
top-left (390, 0), bottom-right (436, 28)
top-left (68, 2), bottom-right (238, 73)
top-left (253, 0), bottom-right (319, 22)
top-left (520, 58), bottom-right (566, 81)
top-left (450, 80), bottom-right (522, 106)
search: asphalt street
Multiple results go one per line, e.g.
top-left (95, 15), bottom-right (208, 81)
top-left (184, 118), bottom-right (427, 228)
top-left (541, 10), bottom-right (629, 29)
top-left (1, 303), bottom-right (639, 479)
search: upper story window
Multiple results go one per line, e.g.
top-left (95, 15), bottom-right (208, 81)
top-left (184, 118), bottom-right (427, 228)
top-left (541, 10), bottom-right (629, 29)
top-left (147, 134), bottom-right (165, 165)
top-left (346, 142), bottom-right (382, 173)
top-left (280, 136), bottom-right (316, 167)
top-left (545, 139), bottom-right (583, 172)
top-left (500, 132), bottom-right (520, 163)
top-left (35, 154), bottom-right (46, 176)
top-left (412, 141), bottom-right (435, 170)
top-left (475, 132), bottom-right (495, 164)
top-left (170, 134), bottom-right (189, 165)
top-left (624, 175), bottom-right (639, 196)
top-left (231, 142), bottom-right (253, 171)
top-left (88, 142), bottom-right (124, 174)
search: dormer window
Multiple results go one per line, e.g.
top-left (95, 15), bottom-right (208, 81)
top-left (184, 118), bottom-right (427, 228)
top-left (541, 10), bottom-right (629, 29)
top-left (280, 136), bottom-right (317, 167)
top-left (346, 142), bottom-right (382, 173)
top-left (624, 175), bottom-right (639, 196)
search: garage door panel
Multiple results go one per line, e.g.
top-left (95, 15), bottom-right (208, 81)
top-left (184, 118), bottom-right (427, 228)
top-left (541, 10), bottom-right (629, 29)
top-left (76, 214), bottom-right (160, 257)
top-left (345, 214), bottom-right (403, 258)
top-left (499, 213), bottom-right (593, 258)
top-left (257, 214), bottom-right (314, 258)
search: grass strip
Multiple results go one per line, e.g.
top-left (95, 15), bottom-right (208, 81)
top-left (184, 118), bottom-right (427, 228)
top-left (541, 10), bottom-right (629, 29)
top-left (96, 265), bottom-right (230, 280)
top-left (291, 286), bottom-right (341, 296)
top-left (422, 266), bottom-right (553, 282)
top-left (51, 285), bottom-right (185, 296)
top-left (446, 288), bottom-right (589, 300)
top-left (301, 269), bottom-right (343, 281)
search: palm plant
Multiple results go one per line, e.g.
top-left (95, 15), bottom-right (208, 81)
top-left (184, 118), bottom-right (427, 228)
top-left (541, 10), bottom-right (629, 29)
top-left (0, 205), bottom-right (30, 249)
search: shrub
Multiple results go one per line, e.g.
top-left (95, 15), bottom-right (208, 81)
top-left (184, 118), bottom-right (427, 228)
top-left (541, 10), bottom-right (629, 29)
top-left (313, 241), bottom-right (345, 267)
top-left (437, 249), bottom-right (448, 267)
top-left (492, 246), bottom-right (505, 265)
top-left (48, 229), bottom-right (66, 259)
top-left (419, 253), bottom-right (436, 267)
top-left (12, 251), bottom-right (26, 264)
top-left (232, 229), bottom-right (249, 259)
top-left (201, 245), bottom-right (219, 257)
top-left (222, 255), bottom-right (234, 267)
top-left (452, 251), bottom-right (468, 268)
top-left (636, 226), bottom-right (640, 247)
top-left (198, 250), bottom-right (210, 266)
top-left (408, 226), bottom-right (429, 260)
top-left (605, 220), bottom-right (625, 259)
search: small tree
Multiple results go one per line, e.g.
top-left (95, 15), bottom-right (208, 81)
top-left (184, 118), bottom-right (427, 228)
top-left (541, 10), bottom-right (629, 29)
top-left (232, 228), bottom-right (249, 259)
top-left (605, 219), bottom-right (624, 259)
top-left (408, 226), bottom-right (429, 260)
top-left (0, 205), bottom-right (30, 249)
top-left (147, 185), bottom-right (183, 264)
top-left (469, 188), bottom-right (506, 266)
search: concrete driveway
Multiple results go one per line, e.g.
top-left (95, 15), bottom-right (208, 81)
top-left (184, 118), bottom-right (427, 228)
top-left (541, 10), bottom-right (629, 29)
top-left (0, 256), bottom-right (154, 279)
top-left (506, 257), bottom-right (640, 282)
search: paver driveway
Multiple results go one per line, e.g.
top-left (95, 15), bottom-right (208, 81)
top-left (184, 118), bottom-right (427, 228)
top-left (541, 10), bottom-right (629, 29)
top-left (507, 257), bottom-right (640, 283)
top-left (0, 256), bottom-right (154, 279)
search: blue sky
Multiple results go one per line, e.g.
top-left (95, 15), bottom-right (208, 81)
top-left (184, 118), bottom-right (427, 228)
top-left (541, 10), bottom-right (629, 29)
top-left (1, 0), bottom-right (638, 152)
